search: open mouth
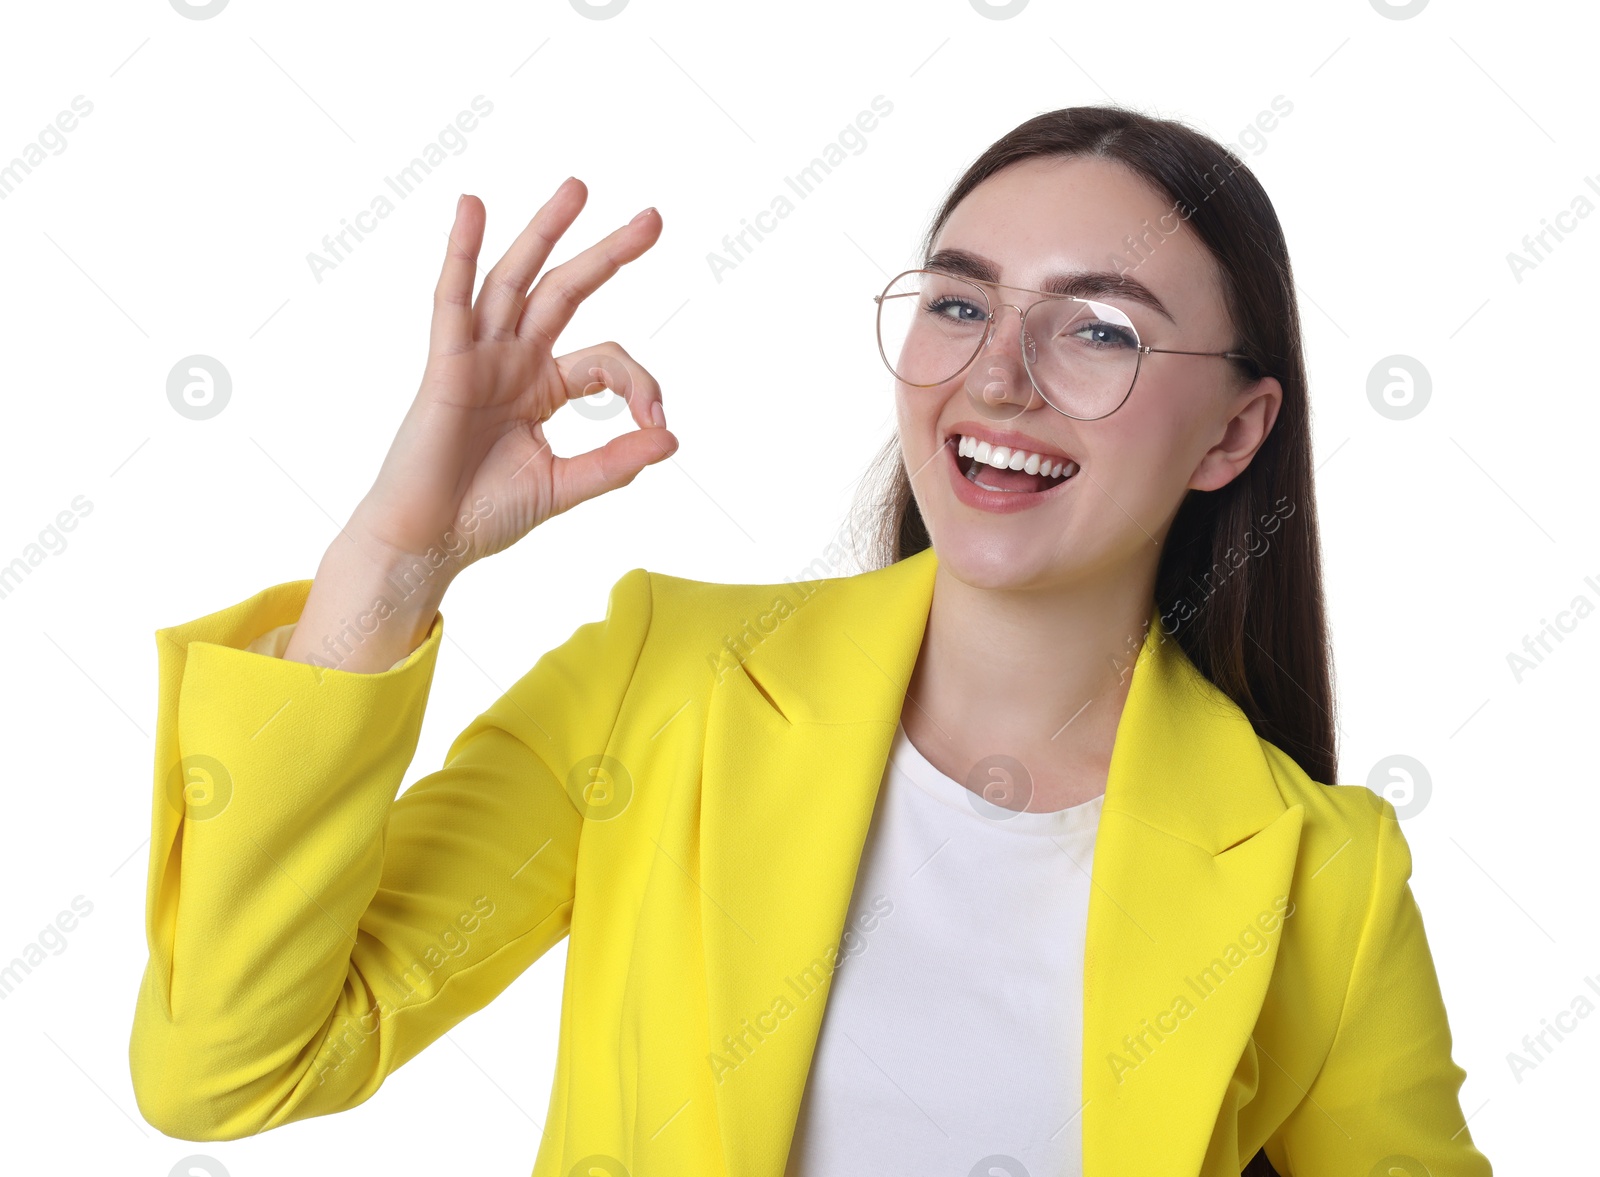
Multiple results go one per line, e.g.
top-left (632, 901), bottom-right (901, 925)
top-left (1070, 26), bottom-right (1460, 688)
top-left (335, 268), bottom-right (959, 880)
top-left (949, 433), bottom-right (1080, 494)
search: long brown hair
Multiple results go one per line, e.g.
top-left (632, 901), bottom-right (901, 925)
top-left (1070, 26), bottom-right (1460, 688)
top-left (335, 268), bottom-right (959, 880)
top-left (849, 104), bottom-right (1336, 796)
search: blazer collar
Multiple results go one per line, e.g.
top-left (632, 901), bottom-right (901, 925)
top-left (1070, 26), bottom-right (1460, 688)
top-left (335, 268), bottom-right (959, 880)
top-left (697, 544), bottom-right (1305, 1176)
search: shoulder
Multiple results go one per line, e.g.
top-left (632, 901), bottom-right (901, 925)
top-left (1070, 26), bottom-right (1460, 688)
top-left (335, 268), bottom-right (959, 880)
top-left (1257, 736), bottom-right (1416, 999)
top-left (601, 562), bottom-right (853, 684)
top-left (637, 564), bottom-right (830, 612)
top-left (1258, 738), bottom-right (1405, 894)
top-left (614, 564), bottom-right (841, 633)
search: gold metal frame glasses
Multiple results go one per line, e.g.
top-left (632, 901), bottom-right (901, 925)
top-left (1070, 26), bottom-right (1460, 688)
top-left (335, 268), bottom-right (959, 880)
top-left (873, 267), bottom-right (1259, 421)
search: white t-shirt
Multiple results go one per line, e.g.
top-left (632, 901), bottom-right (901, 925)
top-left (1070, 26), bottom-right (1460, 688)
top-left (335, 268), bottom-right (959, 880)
top-left (784, 720), bottom-right (1105, 1176)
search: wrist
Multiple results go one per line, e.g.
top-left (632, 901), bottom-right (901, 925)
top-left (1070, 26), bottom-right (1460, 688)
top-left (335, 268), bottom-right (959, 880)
top-left (281, 540), bottom-right (450, 675)
top-left (316, 540), bottom-right (452, 622)
top-left (325, 522), bottom-right (463, 609)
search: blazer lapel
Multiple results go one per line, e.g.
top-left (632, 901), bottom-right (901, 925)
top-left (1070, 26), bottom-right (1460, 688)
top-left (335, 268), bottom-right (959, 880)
top-left (697, 550), bottom-right (934, 1177)
top-left (1079, 620), bottom-right (1305, 1174)
top-left (696, 545), bottom-right (1305, 1177)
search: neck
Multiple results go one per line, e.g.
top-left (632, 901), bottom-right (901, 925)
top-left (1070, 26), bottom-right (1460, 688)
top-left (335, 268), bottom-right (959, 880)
top-left (903, 561), bottom-right (1158, 787)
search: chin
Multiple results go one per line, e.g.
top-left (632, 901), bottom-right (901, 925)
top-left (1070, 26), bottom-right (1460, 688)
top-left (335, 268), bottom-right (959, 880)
top-left (924, 527), bottom-right (1063, 591)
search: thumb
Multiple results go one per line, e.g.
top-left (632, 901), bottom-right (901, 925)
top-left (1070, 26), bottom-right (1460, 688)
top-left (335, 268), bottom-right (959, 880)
top-left (552, 427), bottom-right (678, 515)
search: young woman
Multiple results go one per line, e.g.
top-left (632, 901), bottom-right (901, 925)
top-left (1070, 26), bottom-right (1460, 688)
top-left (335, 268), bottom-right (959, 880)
top-left (128, 106), bottom-right (1493, 1176)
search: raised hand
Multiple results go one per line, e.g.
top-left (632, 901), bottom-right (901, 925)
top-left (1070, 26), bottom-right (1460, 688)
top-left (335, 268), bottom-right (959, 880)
top-left (353, 176), bottom-right (678, 571)
top-left (282, 178), bottom-right (677, 673)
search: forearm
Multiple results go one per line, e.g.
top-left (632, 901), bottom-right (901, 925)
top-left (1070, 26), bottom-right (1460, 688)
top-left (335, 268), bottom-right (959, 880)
top-left (283, 532), bottom-right (455, 674)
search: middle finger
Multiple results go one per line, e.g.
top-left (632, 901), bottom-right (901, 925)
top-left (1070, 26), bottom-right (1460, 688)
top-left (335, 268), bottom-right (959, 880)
top-left (516, 205), bottom-right (660, 348)
top-left (475, 176), bottom-right (587, 341)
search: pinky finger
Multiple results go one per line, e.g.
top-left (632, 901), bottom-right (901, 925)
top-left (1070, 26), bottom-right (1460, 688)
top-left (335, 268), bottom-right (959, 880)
top-left (430, 195), bottom-right (486, 355)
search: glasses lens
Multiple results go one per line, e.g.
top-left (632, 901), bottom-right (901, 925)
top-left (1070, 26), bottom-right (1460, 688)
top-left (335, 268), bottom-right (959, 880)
top-left (876, 269), bottom-right (990, 388)
top-left (1024, 296), bottom-right (1141, 420)
top-left (878, 270), bottom-right (1142, 419)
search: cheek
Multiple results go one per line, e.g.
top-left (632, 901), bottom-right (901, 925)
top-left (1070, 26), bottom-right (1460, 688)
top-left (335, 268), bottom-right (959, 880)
top-left (893, 388), bottom-right (912, 432)
top-left (894, 389), bottom-right (937, 457)
top-left (1090, 403), bottom-right (1198, 503)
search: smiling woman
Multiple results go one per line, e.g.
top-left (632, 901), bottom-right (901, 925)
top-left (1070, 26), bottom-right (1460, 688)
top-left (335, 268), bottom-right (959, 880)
top-left (128, 107), bottom-right (1490, 1177)
top-left (836, 106), bottom-right (1493, 1176)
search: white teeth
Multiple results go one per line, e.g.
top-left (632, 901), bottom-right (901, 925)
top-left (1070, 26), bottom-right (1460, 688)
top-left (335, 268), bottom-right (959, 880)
top-left (954, 434), bottom-right (1075, 480)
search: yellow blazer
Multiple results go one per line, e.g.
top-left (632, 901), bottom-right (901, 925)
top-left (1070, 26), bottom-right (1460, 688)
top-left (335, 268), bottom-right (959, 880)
top-left (129, 544), bottom-right (1492, 1175)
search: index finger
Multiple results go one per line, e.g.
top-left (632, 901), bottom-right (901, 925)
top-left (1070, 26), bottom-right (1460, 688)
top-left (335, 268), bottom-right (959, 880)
top-left (474, 175), bottom-right (590, 341)
top-left (430, 195), bottom-right (487, 356)
top-left (516, 205), bottom-right (661, 348)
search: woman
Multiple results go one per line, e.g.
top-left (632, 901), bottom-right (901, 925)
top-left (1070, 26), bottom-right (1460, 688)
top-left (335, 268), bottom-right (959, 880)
top-left (128, 106), bottom-right (1492, 1176)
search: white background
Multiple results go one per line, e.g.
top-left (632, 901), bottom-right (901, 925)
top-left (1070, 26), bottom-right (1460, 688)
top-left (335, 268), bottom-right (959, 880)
top-left (0, 0), bottom-right (1592, 1172)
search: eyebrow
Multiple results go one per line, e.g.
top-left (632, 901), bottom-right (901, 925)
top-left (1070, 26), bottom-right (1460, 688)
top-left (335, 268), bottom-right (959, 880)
top-left (923, 247), bottom-right (1176, 324)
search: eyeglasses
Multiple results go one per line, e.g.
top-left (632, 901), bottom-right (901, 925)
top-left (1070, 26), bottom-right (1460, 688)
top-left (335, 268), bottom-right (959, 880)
top-left (872, 268), bottom-right (1258, 421)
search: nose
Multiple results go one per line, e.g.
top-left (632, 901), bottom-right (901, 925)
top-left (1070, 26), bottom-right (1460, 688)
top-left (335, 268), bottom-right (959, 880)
top-left (963, 302), bottom-right (1041, 420)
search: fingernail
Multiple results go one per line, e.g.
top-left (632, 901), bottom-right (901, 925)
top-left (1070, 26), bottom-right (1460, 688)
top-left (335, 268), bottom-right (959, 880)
top-left (651, 401), bottom-right (666, 428)
top-left (630, 206), bottom-right (656, 226)
top-left (457, 193), bottom-right (465, 212)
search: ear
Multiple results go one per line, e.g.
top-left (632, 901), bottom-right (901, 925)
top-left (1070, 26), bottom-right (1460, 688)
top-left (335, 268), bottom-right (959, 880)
top-left (1188, 375), bottom-right (1284, 492)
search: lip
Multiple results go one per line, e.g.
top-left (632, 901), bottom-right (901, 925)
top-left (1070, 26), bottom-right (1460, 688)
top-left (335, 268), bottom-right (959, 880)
top-left (944, 420), bottom-right (1077, 467)
top-left (943, 434), bottom-right (1078, 514)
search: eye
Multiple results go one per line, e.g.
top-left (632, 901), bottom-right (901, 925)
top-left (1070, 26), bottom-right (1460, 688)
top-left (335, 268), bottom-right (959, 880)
top-left (1065, 320), bottom-right (1138, 348)
top-left (925, 294), bottom-right (986, 323)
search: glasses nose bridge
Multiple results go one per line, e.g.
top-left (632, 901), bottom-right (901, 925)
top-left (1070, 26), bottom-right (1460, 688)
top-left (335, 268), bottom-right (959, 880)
top-left (980, 298), bottom-right (1036, 360)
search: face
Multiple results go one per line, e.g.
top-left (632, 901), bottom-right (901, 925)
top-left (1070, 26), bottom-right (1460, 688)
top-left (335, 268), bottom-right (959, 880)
top-left (894, 154), bottom-right (1282, 592)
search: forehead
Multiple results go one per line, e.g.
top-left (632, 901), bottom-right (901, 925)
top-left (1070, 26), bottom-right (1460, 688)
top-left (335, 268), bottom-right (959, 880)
top-left (931, 155), bottom-right (1224, 319)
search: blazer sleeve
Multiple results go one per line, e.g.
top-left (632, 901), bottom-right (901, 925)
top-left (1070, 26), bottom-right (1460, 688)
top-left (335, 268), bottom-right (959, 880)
top-left (128, 566), bottom-right (654, 1141)
top-left (1265, 796), bottom-right (1493, 1176)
